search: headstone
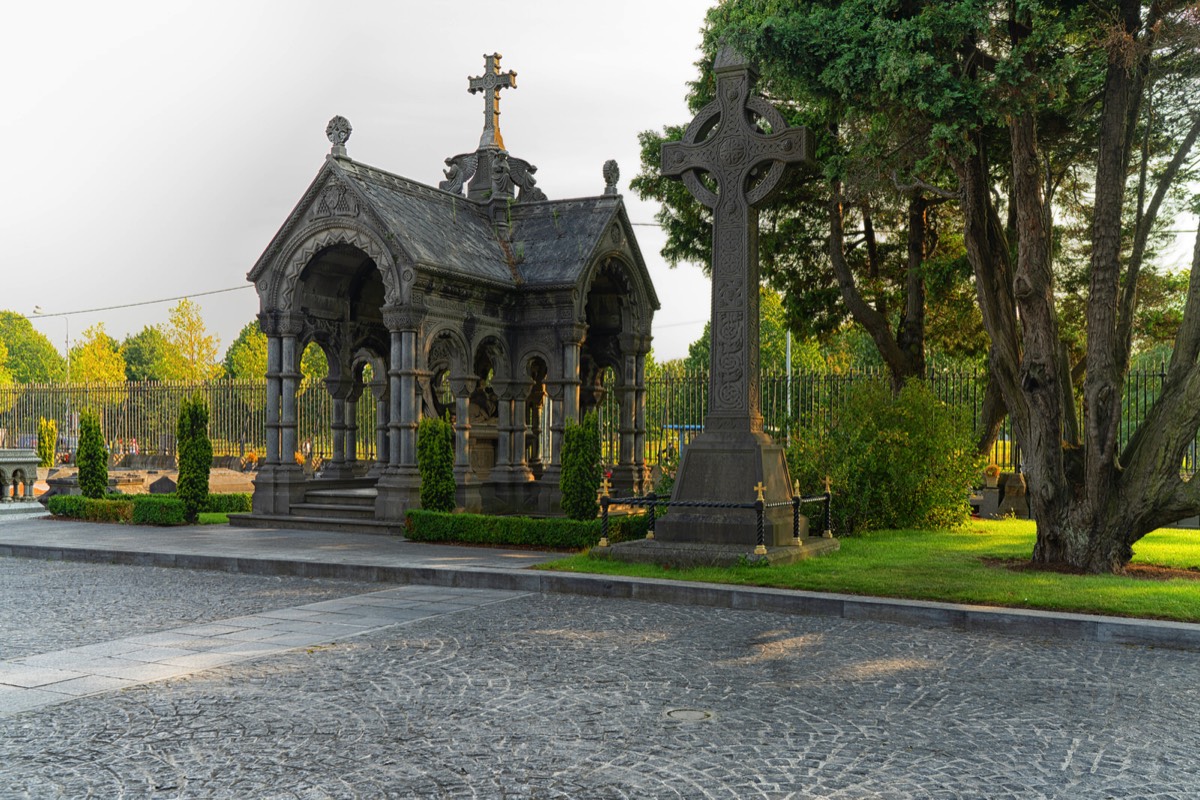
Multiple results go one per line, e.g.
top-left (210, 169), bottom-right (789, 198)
top-left (149, 475), bottom-right (178, 494)
top-left (654, 46), bottom-right (814, 548)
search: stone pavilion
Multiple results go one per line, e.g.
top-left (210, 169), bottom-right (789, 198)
top-left (242, 54), bottom-right (659, 531)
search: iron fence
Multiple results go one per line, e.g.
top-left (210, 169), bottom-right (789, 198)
top-left (0, 364), bottom-right (1181, 474)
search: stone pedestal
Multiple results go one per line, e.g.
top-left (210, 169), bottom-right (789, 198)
top-left (654, 432), bottom-right (804, 548)
top-left (250, 465), bottom-right (308, 516)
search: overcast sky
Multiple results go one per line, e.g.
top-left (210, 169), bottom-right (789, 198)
top-left (2, 0), bottom-right (716, 362)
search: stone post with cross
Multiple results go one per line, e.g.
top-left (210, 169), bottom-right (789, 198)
top-left (655, 46), bottom-right (814, 547)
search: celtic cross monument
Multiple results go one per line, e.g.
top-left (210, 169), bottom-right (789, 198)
top-left (655, 46), bottom-right (814, 547)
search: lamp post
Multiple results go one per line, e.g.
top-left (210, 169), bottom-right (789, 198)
top-left (32, 306), bottom-right (69, 383)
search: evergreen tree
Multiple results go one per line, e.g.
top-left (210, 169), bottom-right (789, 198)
top-left (560, 411), bottom-right (602, 520)
top-left (176, 394), bottom-right (212, 522)
top-left (76, 409), bottom-right (107, 499)
top-left (416, 415), bottom-right (456, 512)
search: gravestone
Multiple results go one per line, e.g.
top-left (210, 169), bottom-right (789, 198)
top-left (654, 46), bottom-right (813, 548)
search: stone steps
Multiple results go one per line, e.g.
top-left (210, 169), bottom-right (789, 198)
top-left (288, 502), bottom-right (377, 520)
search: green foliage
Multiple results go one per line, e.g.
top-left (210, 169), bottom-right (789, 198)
top-left (36, 417), bottom-right (57, 467)
top-left (561, 411), bottom-right (602, 520)
top-left (786, 379), bottom-right (981, 535)
top-left (76, 409), bottom-right (107, 499)
top-left (0, 311), bottom-right (66, 382)
top-left (416, 415), bottom-right (456, 512)
top-left (162, 299), bottom-right (222, 381)
top-left (46, 495), bottom-right (87, 518)
top-left (223, 320), bottom-right (267, 379)
top-left (201, 493), bottom-right (252, 514)
top-left (405, 509), bottom-right (649, 550)
top-left (131, 495), bottom-right (187, 525)
top-left (176, 394), bottom-right (212, 522)
top-left (70, 323), bottom-right (127, 384)
top-left (47, 494), bottom-right (131, 522)
top-left (122, 325), bottom-right (172, 381)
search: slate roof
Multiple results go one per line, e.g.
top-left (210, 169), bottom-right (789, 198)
top-left (251, 154), bottom-right (658, 310)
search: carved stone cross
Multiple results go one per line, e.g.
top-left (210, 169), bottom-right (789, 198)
top-left (468, 53), bottom-right (517, 150)
top-left (654, 46), bottom-right (815, 549)
top-left (661, 46), bottom-right (812, 434)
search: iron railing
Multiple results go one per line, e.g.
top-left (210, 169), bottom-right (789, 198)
top-left (0, 364), bottom-right (1181, 474)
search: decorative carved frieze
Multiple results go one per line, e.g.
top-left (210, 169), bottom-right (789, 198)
top-left (311, 179), bottom-right (360, 219)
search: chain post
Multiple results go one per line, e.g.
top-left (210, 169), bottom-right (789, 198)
top-left (646, 491), bottom-right (656, 539)
top-left (822, 475), bottom-right (833, 539)
top-left (598, 495), bottom-right (611, 548)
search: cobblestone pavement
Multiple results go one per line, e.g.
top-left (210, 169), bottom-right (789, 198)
top-left (2, 561), bottom-right (1199, 799)
top-left (0, 559), bottom-right (384, 660)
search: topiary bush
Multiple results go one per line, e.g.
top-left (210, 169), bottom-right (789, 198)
top-left (176, 394), bottom-right (212, 523)
top-left (561, 410), bottom-right (602, 520)
top-left (36, 417), bottom-right (57, 468)
top-left (416, 414), bottom-right (456, 512)
top-left (786, 378), bottom-right (982, 535)
top-left (76, 410), bottom-right (107, 499)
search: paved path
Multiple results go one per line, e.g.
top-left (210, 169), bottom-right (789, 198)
top-left (1, 557), bottom-right (1198, 798)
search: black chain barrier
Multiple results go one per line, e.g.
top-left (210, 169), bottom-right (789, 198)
top-left (597, 485), bottom-right (833, 554)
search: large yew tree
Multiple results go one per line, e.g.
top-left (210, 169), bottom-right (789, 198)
top-left (721, 0), bottom-right (1200, 572)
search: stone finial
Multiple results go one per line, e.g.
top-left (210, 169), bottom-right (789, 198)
top-left (468, 53), bottom-right (517, 150)
top-left (603, 159), bottom-right (620, 195)
top-left (326, 115), bottom-right (352, 157)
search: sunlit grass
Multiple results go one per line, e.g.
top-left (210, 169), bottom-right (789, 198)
top-left (197, 512), bottom-right (229, 525)
top-left (535, 518), bottom-right (1200, 623)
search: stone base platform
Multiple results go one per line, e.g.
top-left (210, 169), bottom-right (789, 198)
top-left (590, 536), bottom-right (839, 569)
top-left (0, 501), bottom-right (50, 523)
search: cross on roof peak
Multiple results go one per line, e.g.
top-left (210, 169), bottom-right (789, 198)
top-left (468, 52), bottom-right (517, 150)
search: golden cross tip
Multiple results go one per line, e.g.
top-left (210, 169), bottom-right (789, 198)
top-left (753, 481), bottom-right (766, 502)
top-left (600, 477), bottom-right (612, 497)
top-left (823, 475), bottom-right (832, 493)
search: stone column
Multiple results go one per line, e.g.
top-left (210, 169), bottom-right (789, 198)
top-left (387, 329), bottom-right (403, 471)
top-left (279, 319), bottom-right (303, 469)
top-left (370, 371), bottom-right (389, 478)
top-left (376, 304), bottom-right (425, 521)
top-left (264, 333), bottom-right (282, 466)
top-left (494, 387), bottom-right (512, 475)
top-left (450, 375), bottom-right (474, 482)
top-left (633, 342), bottom-right (650, 493)
top-left (344, 381), bottom-right (362, 472)
top-left (322, 376), bottom-right (355, 481)
top-left (542, 382), bottom-right (565, 486)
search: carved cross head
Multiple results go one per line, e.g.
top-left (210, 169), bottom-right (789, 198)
top-left (660, 46), bottom-right (813, 212)
top-left (468, 53), bottom-right (517, 149)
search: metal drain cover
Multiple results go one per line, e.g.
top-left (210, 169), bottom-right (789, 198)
top-left (665, 708), bottom-right (712, 722)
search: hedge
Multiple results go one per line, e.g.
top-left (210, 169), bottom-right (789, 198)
top-left (44, 492), bottom-right (247, 525)
top-left (131, 495), bottom-right (187, 525)
top-left (200, 493), bottom-right (252, 513)
top-left (405, 508), bottom-right (650, 549)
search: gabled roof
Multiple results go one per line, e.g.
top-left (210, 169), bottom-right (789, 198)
top-left (250, 154), bottom-right (657, 309)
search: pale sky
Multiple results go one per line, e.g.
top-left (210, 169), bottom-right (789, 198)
top-left (2, 0), bottom-right (716, 362)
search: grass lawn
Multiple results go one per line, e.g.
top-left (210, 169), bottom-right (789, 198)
top-left (535, 518), bottom-right (1200, 623)
top-left (197, 512), bottom-right (229, 525)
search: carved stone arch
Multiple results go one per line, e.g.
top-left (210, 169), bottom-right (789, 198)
top-left (472, 334), bottom-right (510, 384)
top-left (423, 324), bottom-right (470, 377)
top-left (271, 222), bottom-right (402, 312)
top-left (576, 254), bottom-right (646, 330)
